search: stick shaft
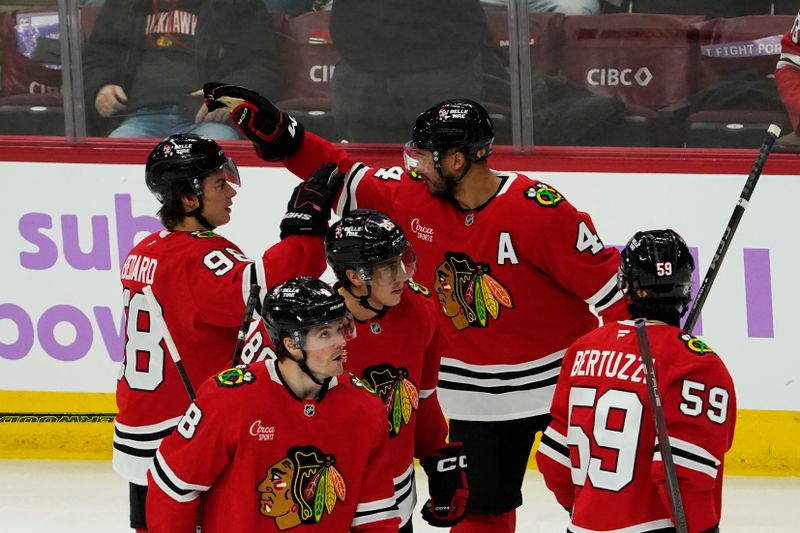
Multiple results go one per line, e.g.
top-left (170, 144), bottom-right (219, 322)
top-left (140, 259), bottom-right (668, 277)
top-left (634, 320), bottom-right (688, 533)
top-left (230, 284), bottom-right (262, 367)
top-left (684, 125), bottom-right (780, 333)
top-left (142, 285), bottom-right (196, 401)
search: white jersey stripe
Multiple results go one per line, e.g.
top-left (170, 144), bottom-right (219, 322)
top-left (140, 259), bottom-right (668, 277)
top-left (569, 518), bottom-right (674, 533)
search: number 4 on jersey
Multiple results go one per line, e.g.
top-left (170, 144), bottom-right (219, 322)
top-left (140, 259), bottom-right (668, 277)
top-left (576, 221), bottom-right (604, 255)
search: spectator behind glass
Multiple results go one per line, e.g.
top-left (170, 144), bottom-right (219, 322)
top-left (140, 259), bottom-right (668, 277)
top-left (480, 0), bottom-right (600, 15)
top-left (83, 0), bottom-right (281, 138)
top-left (330, 0), bottom-right (489, 143)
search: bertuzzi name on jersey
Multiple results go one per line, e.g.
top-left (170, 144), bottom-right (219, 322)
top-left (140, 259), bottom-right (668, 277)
top-left (569, 349), bottom-right (648, 383)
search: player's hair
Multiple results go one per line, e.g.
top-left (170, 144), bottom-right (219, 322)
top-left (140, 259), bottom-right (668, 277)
top-left (157, 180), bottom-right (195, 230)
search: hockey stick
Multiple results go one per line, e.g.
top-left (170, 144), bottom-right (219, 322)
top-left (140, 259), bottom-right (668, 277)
top-left (0, 413), bottom-right (116, 423)
top-left (230, 283), bottom-right (262, 367)
top-left (683, 124), bottom-right (781, 333)
top-left (634, 319), bottom-right (688, 533)
top-left (142, 285), bottom-right (196, 402)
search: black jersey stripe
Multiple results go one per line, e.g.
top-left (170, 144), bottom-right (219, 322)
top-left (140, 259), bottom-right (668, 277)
top-left (540, 432), bottom-right (569, 459)
top-left (342, 163), bottom-right (365, 215)
top-left (114, 425), bottom-right (175, 442)
top-left (594, 284), bottom-right (622, 310)
top-left (353, 503), bottom-right (399, 519)
top-left (113, 442), bottom-right (157, 458)
top-left (657, 444), bottom-right (718, 470)
top-left (439, 358), bottom-right (562, 380)
top-left (439, 374), bottom-right (558, 394)
top-left (152, 455), bottom-right (194, 497)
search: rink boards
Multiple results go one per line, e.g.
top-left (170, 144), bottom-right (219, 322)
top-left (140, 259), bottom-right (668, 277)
top-left (0, 155), bottom-right (798, 475)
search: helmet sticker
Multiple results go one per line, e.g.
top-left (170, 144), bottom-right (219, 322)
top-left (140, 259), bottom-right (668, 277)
top-left (524, 183), bottom-right (564, 207)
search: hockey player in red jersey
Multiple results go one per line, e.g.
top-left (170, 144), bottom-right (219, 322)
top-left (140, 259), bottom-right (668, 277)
top-left (536, 230), bottom-right (736, 533)
top-left (326, 208), bottom-right (467, 530)
top-left (146, 277), bottom-right (401, 532)
top-left (776, 8), bottom-right (800, 142)
top-left (115, 134), bottom-right (338, 531)
top-left (202, 83), bottom-right (629, 532)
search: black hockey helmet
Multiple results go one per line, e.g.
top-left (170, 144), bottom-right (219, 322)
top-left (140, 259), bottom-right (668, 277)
top-left (145, 133), bottom-right (240, 204)
top-left (618, 229), bottom-right (694, 308)
top-left (262, 277), bottom-right (353, 350)
top-left (409, 99), bottom-right (495, 165)
top-left (325, 209), bottom-right (415, 282)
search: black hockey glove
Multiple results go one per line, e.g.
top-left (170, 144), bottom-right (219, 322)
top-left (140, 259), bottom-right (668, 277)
top-left (203, 82), bottom-right (304, 162)
top-left (280, 163), bottom-right (344, 239)
top-left (420, 443), bottom-right (469, 527)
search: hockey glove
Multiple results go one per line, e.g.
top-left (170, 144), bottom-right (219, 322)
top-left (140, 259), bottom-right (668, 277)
top-left (420, 443), bottom-right (469, 527)
top-left (280, 163), bottom-right (344, 239)
top-left (203, 82), bottom-right (304, 162)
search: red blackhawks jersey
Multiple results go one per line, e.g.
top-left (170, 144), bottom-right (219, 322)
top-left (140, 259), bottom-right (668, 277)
top-left (285, 133), bottom-right (627, 421)
top-left (344, 282), bottom-right (448, 526)
top-left (536, 320), bottom-right (736, 533)
top-left (776, 10), bottom-right (800, 132)
top-left (113, 230), bottom-right (325, 485)
top-left (146, 359), bottom-right (400, 532)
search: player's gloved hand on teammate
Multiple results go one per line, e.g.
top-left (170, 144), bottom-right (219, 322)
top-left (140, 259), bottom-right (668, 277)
top-left (280, 163), bottom-right (344, 239)
top-left (203, 82), bottom-right (304, 162)
top-left (420, 442), bottom-right (469, 527)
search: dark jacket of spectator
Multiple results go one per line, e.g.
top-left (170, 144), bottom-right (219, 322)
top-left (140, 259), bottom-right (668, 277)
top-left (83, 0), bottom-right (282, 119)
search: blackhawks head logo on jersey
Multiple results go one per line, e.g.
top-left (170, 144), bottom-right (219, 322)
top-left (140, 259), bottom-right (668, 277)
top-left (360, 364), bottom-right (419, 437)
top-left (433, 251), bottom-right (513, 330)
top-left (257, 446), bottom-right (346, 530)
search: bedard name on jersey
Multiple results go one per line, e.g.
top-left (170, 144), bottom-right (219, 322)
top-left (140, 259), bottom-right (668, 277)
top-left (115, 228), bottom-right (321, 485)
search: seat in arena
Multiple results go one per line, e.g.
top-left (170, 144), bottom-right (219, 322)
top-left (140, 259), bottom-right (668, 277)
top-left (275, 10), bottom-right (341, 141)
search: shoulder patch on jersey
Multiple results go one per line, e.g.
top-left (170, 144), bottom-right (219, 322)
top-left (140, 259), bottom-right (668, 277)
top-left (407, 167), bottom-right (423, 181)
top-left (678, 333), bottom-right (715, 356)
top-left (406, 278), bottom-right (431, 297)
top-left (348, 371), bottom-right (377, 394)
top-left (524, 182), bottom-right (564, 207)
top-left (190, 230), bottom-right (220, 239)
top-left (215, 365), bottom-right (256, 387)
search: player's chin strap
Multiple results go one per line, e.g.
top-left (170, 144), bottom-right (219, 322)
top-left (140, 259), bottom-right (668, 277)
top-left (186, 199), bottom-right (216, 231)
top-left (343, 283), bottom-right (388, 318)
top-left (289, 352), bottom-right (327, 386)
